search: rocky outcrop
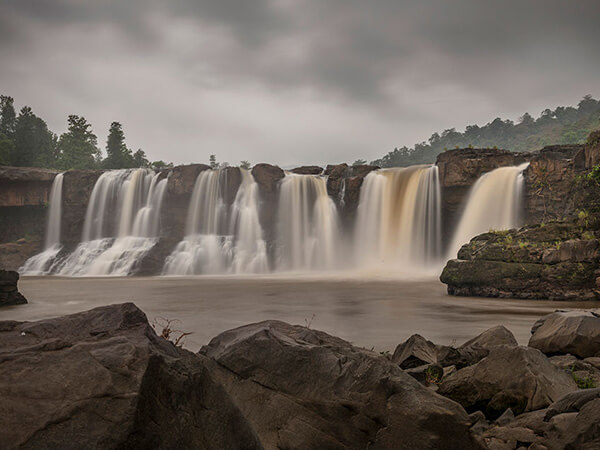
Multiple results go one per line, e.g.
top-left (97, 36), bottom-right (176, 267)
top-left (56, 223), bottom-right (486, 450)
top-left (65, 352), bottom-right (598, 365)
top-left (0, 238), bottom-right (42, 271)
top-left (436, 148), bottom-right (528, 242)
top-left (524, 145), bottom-right (587, 224)
top-left (0, 303), bottom-right (261, 449)
top-left (161, 164), bottom-right (210, 240)
top-left (438, 345), bottom-right (578, 418)
top-left (251, 163), bottom-right (285, 244)
top-left (61, 170), bottom-right (103, 247)
top-left (201, 320), bottom-right (481, 450)
top-left (0, 269), bottom-right (26, 307)
top-left (325, 164), bottom-right (379, 225)
top-left (440, 217), bottom-right (600, 300)
top-left (0, 167), bottom-right (59, 244)
top-left (529, 309), bottom-right (600, 358)
top-left (290, 165), bottom-right (323, 175)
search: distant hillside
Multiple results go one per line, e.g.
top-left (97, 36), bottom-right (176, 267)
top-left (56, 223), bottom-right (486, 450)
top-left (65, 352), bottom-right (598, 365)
top-left (372, 95), bottom-right (600, 167)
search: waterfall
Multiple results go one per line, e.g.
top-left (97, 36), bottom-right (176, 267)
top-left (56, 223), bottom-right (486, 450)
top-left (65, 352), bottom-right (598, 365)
top-left (163, 168), bottom-right (268, 275)
top-left (447, 162), bottom-right (529, 258)
top-left (354, 165), bottom-right (441, 269)
top-left (20, 173), bottom-right (64, 275)
top-left (275, 173), bottom-right (340, 271)
top-left (56, 169), bottom-right (167, 276)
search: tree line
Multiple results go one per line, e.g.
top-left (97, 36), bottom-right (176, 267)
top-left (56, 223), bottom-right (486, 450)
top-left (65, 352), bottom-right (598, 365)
top-left (0, 95), bottom-right (171, 170)
top-left (371, 95), bottom-right (600, 167)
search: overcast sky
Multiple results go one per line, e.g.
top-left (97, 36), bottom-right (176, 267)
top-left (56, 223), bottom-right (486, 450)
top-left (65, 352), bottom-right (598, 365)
top-left (1, 1), bottom-right (599, 167)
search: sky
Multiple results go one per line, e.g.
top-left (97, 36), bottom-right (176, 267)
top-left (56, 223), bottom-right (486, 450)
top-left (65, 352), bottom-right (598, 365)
top-left (1, 0), bottom-right (599, 167)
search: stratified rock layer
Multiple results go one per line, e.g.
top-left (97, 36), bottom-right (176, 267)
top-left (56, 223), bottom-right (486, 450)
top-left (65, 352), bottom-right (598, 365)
top-left (0, 303), bottom-right (262, 450)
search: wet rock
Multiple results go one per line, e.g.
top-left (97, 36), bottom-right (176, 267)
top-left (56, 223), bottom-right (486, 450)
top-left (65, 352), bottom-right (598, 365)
top-left (162, 164), bottom-right (210, 240)
top-left (61, 169), bottom-right (104, 246)
top-left (0, 303), bottom-right (261, 449)
top-left (438, 346), bottom-right (578, 419)
top-left (251, 163), bottom-right (285, 244)
top-left (0, 269), bottom-right (27, 307)
top-left (529, 309), bottom-right (600, 358)
top-left (201, 320), bottom-right (482, 450)
top-left (136, 237), bottom-right (179, 276)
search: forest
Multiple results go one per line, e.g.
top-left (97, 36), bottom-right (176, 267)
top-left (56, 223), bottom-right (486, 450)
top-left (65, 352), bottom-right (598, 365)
top-left (0, 95), bottom-right (171, 170)
top-left (371, 95), bottom-right (600, 167)
top-left (1, 94), bottom-right (599, 170)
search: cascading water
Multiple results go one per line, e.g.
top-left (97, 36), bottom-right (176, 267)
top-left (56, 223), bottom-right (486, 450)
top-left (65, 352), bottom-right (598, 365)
top-left (20, 173), bottom-right (64, 274)
top-left (163, 168), bottom-right (268, 275)
top-left (354, 165), bottom-right (441, 270)
top-left (447, 162), bottom-right (529, 258)
top-left (56, 169), bottom-right (167, 276)
top-left (275, 173), bottom-right (340, 271)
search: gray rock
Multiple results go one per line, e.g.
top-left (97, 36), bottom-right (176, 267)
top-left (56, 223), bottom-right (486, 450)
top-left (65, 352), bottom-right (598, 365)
top-left (438, 345), bottom-right (578, 419)
top-left (495, 408), bottom-right (515, 426)
top-left (544, 388), bottom-right (600, 420)
top-left (461, 326), bottom-right (518, 350)
top-left (392, 333), bottom-right (440, 368)
top-left (0, 269), bottom-right (27, 307)
top-left (0, 303), bottom-right (262, 450)
top-left (529, 309), bottom-right (600, 358)
top-left (201, 320), bottom-right (483, 450)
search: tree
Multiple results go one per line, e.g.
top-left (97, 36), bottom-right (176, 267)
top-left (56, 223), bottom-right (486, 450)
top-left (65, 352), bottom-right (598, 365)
top-left (352, 159), bottom-right (367, 166)
top-left (12, 106), bottom-right (56, 167)
top-left (0, 133), bottom-right (14, 165)
top-left (103, 122), bottom-right (134, 169)
top-left (209, 154), bottom-right (218, 169)
top-left (0, 95), bottom-right (16, 137)
top-left (239, 160), bottom-right (251, 170)
top-left (133, 149), bottom-right (149, 167)
top-left (57, 115), bottom-right (99, 170)
top-left (150, 160), bottom-right (173, 169)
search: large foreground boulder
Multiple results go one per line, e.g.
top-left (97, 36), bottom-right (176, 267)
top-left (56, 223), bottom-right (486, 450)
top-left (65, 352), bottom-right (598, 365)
top-left (438, 345), bottom-right (577, 419)
top-left (0, 269), bottom-right (27, 307)
top-left (0, 303), bottom-right (261, 449)
top-left (529, 309), bottom-right (600, 358)
top-left (201, 320), bottom-right (482, 450)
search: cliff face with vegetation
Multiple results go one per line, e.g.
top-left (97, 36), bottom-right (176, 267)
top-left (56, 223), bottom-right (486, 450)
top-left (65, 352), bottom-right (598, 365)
top-left (441, 132), bottom-right (600, 300)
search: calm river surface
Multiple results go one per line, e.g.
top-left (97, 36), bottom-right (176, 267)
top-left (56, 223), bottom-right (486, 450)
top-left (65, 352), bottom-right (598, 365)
top-left (5, 275), bottom-right (599, 352)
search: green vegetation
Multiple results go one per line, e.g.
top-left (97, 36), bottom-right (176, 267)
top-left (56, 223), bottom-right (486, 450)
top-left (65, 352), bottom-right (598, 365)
top-left (372, 95), bottom-right (600, 167)
top-left (0, 94), bottom-right (171, 170)
top-left (571, 366), bottom-right (597, 389)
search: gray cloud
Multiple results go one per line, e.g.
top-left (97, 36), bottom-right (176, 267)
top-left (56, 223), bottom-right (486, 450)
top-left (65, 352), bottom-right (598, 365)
top-left (0, 0), bottom-right (599, 166)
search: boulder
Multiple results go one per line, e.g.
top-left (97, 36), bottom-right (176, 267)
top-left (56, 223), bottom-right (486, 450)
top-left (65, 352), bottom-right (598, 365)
top-left (0, 303), bottom-right (261, 449)
top-left (251, 163), bottom-right (285, 197)
top-left (0, 269), bottom-right (27, 307)
top-left (544, 388), bottom-right (600, 421)
top-left (461, 326), bottom-right (518, 350)
top-left (392, 334), bottom-right (440, 368)
top-left (438, 345), bottom-right (578, 419)
top-left (529, 309), bottom-right (600, 358)
top-left (201, 320), bottom-right (482, 450)
top-left (290, 166), bottom-right (323, 175)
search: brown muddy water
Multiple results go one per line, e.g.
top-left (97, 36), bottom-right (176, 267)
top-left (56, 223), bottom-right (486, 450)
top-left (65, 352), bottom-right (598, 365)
top-left (4, 275), bottom-right (599, 352)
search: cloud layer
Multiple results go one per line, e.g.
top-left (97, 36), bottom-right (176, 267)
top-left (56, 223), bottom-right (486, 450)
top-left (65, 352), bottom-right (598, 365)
top-left (1, 0), bottom-right (599, 166)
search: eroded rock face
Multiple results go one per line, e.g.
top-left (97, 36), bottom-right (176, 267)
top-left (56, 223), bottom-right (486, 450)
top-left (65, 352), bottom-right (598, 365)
top-left (529, 309), bottom-right (600, 358)
top-left (440, 218), bottom-right (600, 300)
top-left (0, 303), bottom-right (261, 449)
top-left (251, 164), bottom-right (285, 244)
top-left (0, 239), bottom-right (42, 271)
top-left (201, 320), bottom-right (482, 450)
top-left (438, 345), bottom-right (578, 419)
top-left (61, 170), bottom-right (103, 247)
top-left (0, 269), bottom-right (27, 307)
top-left (162, 164), bottom-right (211, 240)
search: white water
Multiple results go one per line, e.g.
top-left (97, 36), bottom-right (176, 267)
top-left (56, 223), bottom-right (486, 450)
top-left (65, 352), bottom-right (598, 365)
top-left (163, 169), bottom-right (268, 275)
top-left (447, 163), bottom-right (529, 259)
top-left (275, 173), bottom-right (340, 271)
top-left (20, 173), bottom-right (65, 275)
top-left (354, 165), bottom-right (441, 270)
top-left (56, 169), bottom-right (167, 276)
